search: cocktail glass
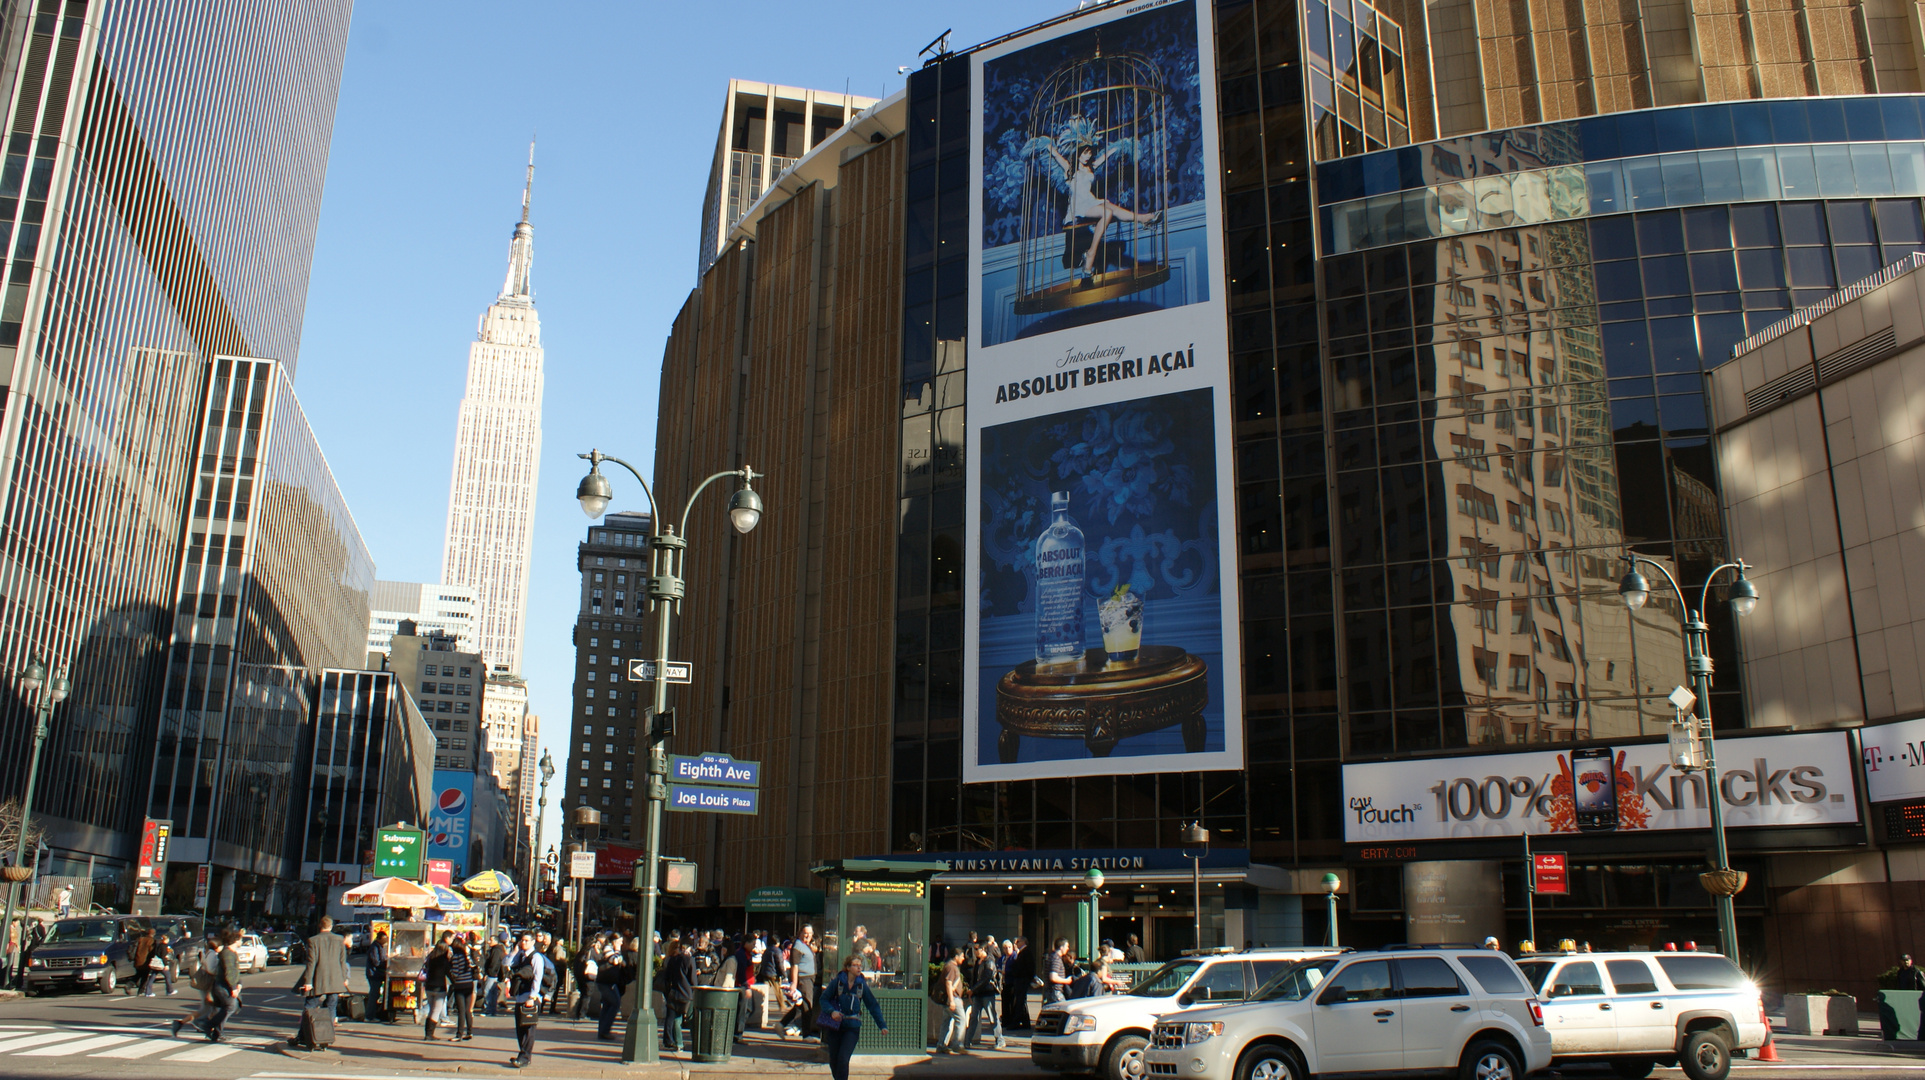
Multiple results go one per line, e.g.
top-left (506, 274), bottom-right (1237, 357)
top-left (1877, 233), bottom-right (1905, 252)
top-left (1098, 588), bottom-right (1144, 664)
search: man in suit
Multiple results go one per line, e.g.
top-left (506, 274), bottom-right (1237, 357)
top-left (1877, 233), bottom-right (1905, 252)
top-left (289, 916), bottom-right (349, 1050)
top-left (1004, 936), bottom-right (1034, 1031)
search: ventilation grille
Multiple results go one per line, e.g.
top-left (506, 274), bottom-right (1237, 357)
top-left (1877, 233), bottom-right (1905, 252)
top-left (1745, 365), bottom-right (1818, 414)
top-left (1817, 326), bottom-right (1898, 383)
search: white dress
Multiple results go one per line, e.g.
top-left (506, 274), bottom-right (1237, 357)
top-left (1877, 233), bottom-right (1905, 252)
top-left (1066, 165), bottom-right (1102, 223)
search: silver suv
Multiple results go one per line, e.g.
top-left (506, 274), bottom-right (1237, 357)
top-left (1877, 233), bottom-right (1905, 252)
top-left (1515, 950), bottom-right (1767, 1080)
top-left (1144, 948), bottom-right (1552, 1080)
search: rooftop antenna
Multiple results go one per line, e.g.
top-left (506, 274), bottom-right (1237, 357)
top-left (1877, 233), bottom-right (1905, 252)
top-left (521, 134), bottom-right (536, 225)
top-left (919, 28), bottom-right (952, 64)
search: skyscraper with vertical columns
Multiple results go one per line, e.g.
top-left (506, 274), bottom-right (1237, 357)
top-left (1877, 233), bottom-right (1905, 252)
top-left (442, 145), bottom-right (544, 674)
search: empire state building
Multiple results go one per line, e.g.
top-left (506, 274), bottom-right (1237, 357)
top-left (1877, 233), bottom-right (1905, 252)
top-left (443, 145), bottom-right (544, 673)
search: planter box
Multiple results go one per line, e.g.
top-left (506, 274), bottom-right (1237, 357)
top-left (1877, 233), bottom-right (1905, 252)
top-left (1786, 994), bottom-right (1861, 1035)
top-left (1878, 989), bottom-right (1924, 1041)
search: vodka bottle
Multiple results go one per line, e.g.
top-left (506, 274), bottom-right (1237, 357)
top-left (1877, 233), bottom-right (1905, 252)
top-left (1033, 491), bottom-right (1087, 666)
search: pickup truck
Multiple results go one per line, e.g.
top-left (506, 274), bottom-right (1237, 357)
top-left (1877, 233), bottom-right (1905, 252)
top-left (1515, 949), bottom-right (1767, 1080)
top-left (1033, 948), bottom-right (1337, 1080)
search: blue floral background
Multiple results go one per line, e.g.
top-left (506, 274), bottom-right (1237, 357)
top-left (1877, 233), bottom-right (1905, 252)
top-left (977, 388), bottom-right (1226, 765)
top-left (980, 1), bottom-right (1207, 250)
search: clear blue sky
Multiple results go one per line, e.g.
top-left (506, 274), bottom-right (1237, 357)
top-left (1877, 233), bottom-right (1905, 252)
top-left (295, 1), bottom-right (1057, 862)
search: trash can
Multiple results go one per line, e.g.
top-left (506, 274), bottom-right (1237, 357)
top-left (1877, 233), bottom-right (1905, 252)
top-left (690, 985), bottom-right (739, 1063)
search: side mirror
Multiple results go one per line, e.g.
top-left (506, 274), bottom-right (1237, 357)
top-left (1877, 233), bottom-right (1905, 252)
top-left (1177, 991), bottom-right (1193, 1008)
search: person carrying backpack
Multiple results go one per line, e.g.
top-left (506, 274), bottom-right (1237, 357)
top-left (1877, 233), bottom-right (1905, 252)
top-left (819, 955), bottom-right (889, 1080)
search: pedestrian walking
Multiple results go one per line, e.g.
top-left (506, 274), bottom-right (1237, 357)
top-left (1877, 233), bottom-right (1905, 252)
top-left (543, 934), bottom-right (568, 1016)
top-left (130, 928), bottom-right (156, 996)
top-left (936, 954), bottom-right (968, 1053)
top-left (172, 932), bottom-right (222, 1039)
top-left (448, 936), bottom-right (477, 1041)
top-left (151, 932), bottom-right (178, 996)
top-left (596, 933), bottom-right (629, 1040)
top-left (481, 931), bottom-right (508, 1017)
top-left (1124, 934), bottom-right (1145, 964)
top-left (506, 931), bottom-right (553, 1069)
top-left (967, 943), bottom-right (1005, 1050)
top-left (423, 934), bottom-right (452, 1040)
top-left (819, 955), bottom-right (889, 1080)
top-left (1004, 936), bottom-right (1034, 1031)
top-left (365, 929), bottom-right (390, 1022)
top-left (289, 916), bottom-right (349, 1051)
top-left (756, 934), bottom-right (785, 1033)
top-left (781, 924), bottom-right (818, 1039)
top-left (175, 929), bottom-right (242, 1042)
top-left (53, 883), bottom-right (73, 917)
top-left (1043, 937), bottom-right (1073, 1005)
top-left (659, 937), bottom-right (696, 1053)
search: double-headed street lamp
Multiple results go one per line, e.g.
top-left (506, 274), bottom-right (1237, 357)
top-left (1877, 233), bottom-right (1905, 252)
top-left (576, 448), bottom-right (762, 1065)
top-left (3, 656), bottom-right (68, 984)
top-left (1618, 555), bottom-right (1761, 963)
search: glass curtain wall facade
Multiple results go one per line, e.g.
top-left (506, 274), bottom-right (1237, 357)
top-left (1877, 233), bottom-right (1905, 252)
top-left (0, 0), bottom-right (351, 883)
top-left (898, 0), bottom-right (1922, 872)
top-left (297, 669), bottom-right (433, 881)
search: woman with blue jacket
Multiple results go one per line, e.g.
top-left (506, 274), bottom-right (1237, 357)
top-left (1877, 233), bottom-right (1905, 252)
top-left (819, 955), bottom-right (889, 1080)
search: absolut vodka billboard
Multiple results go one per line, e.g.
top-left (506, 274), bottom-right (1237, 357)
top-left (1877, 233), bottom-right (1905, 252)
top-left (964, 0), bottom-right (1242, 783)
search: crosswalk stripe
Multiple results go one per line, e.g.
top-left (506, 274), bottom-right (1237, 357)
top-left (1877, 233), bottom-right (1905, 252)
top-left (18, 1034), bottom-right (141, 1056)
top-left (164, 1040), bottom-right (248, 1062)
top-left (92, 1038), bottom-right (193, 1059)
top-left (0, 1032), bottom-right (86, 1052)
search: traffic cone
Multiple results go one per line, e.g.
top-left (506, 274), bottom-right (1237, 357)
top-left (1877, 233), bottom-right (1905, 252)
top-left (1757, 1016), bottom-right (1782, 1062)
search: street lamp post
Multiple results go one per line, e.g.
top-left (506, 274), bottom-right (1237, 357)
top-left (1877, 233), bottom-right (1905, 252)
top-left (1618, 555), bottom-right (1761, 963)
top-left (2, 656), bottom-right (68, 984)
top-left (1180, 822), bottom-right (1208, 951)
top-left (576, 447), bottom-right (762, 1065)
top-left (532, 750), bottom-right (553, 921)
top-left (1321, 873), bottom-right (1341, 948)
top-left (1083, 868), bottom-right (1104, 962)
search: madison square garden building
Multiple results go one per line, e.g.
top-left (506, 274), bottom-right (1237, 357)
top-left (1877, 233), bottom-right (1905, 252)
top-left (649, 0), bottom-right (1925, 997)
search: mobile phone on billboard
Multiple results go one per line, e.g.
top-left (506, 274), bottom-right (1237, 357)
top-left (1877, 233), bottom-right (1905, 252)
top-left (1571, 747), bottom-right (1619, 832)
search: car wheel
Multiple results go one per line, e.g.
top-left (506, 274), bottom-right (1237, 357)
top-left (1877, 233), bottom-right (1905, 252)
top-left (1236, 1043), bottom-right (1302, 1080)
top-left (1104, 1034), bottom-right (1149, 1080)
top-left (1680, 1029), bottom-right (1731, 1080)
top-left (1459, 1040), bottom-right (1521, 1080)
top-left (99, 969), bottom-right (116, 995)
top-left (1610, 1058), bottom-right (1657, 1079)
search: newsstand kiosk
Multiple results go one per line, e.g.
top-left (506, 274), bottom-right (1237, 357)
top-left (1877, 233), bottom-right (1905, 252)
top-left (810, 859), bottom-right (948, 1057)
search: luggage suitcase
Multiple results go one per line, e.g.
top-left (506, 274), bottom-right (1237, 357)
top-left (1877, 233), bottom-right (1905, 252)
top-left (337, 992), bottom-right (366, 1022)
top-left (300, 1002), bottom-right (336, 1048)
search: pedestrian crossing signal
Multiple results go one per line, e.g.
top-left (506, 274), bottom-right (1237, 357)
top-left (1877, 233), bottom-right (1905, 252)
top-left (650, 707), bottom-right (675, 740)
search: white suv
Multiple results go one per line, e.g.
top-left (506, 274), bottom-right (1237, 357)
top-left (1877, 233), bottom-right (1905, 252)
top-left (1514, 950), bottom-right (1767, 1080)
top-left (1145, 948), bottom-right (1553, 1080)
top-left (1033, 949), bottom-right (1338, 1080)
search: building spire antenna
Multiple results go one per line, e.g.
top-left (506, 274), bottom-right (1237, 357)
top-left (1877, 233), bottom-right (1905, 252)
top-left (522, 134), bottom-right (535, 225)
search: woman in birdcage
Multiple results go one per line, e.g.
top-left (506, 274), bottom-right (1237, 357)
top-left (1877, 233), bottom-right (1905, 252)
top-left (1026, 117), bottom-right (1160, 286)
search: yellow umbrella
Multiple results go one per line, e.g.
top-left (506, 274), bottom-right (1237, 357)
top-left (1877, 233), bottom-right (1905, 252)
top-left (459, 870), bottom-right (518, 898)
top-left (341, 877), bottom-right (437, 908)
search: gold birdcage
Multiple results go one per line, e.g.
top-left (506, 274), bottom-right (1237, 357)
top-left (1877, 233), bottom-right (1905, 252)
top-left (1015, 41), bottom-right (1172, 315)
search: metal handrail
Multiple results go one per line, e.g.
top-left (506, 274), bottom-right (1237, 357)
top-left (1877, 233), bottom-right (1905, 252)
top-left (1730, 250), bottom-right (1925, 359)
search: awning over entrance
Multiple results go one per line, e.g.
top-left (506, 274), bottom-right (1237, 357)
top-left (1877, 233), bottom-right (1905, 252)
top-left (745, 886), bottom-right (825, 913)
top-left (873, 849), bottom-right (1346, 894)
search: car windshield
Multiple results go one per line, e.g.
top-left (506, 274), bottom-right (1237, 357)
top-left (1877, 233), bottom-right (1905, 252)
top-left (44, 920), bottom-right (118, 943)
top-left (264, 934), bottom-right (292, 945)
top-left (1516, 961), bottom-right (1554, 992)
top-left (1258, 958), bottom-right (1339, 1001)
top-left (1130, 960), bottom-right (1203, 997)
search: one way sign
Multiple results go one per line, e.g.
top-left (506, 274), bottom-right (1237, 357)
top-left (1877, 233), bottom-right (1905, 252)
top-left (628, 659), bottom-right (692, 684)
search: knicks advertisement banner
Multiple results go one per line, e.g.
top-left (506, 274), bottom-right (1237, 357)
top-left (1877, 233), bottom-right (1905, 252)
top-left (428, 770), bottom-right (473, 876)
top-left (1342, 730), bottom-right (1860, 844)
top-left (964, 0), bottom-right (1242, 783)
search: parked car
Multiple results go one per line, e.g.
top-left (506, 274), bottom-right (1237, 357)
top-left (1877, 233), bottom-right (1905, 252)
top-left (337, 919), bottom-right (373, 954)
top-left (22, 916), bottom-right (141, 995)
top-left (233, 932), bottom-right (270, 974)
top-left (260, 931), bottom-right (305, 966)
top-left (1143, 946), bottom-right (1553, 1080)
top-left (1033, 948), bottom-right (1340, 1080)
top-left (1514, 949), bottom-right (1767, 1080)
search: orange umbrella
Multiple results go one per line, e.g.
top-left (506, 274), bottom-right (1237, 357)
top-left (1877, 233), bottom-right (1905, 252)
top-left (341, 877), bottom-right (437, 908)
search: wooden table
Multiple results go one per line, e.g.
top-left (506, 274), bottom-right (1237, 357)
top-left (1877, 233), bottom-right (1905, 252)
top-left (993, 645), bottom-right (1208, 762)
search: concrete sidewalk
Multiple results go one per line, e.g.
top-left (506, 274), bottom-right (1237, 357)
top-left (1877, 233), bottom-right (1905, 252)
top-left (274, 1011), bottom-right (1038, 1078)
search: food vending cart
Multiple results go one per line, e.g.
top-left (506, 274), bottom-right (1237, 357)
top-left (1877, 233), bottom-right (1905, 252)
top-left (384, 920), bottom-right (433, 1018)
